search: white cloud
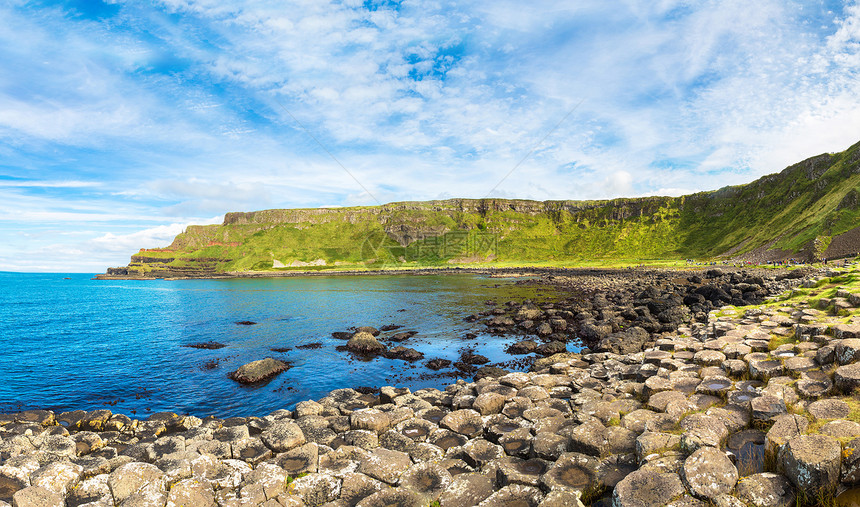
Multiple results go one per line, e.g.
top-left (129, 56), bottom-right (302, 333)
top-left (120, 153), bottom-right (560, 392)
top-left (3, 1), bottom-right (860, 271)
top-left (91, 217), bottom-right (223, 253)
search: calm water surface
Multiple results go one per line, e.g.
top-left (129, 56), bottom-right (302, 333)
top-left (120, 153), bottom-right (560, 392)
top-left (0, 272), bottom-right (571, 417)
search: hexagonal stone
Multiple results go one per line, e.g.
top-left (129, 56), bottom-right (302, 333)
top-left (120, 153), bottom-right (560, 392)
top-left (681, 446), bottom-right (738, 500)
top-left (808, 399), bottom-right (851, 420)
top-left (694, 350), bottom-right (727, 366)
top-left (783, 356), bottom-right (816, 374)
top-left (765, 414), bottom-right (808, 459)
top-left (11, 486), bottom-right (63, 507)
top-left (780, 434), bottom-right (841, 497)
top-left (440, 410), bottom-right (484, 437)
top-left (353, 448), bottom-right (406, 486)
top-left (166, 477), bottom-right (216, 507)
top-left (290, 473), bottom-right (341, 506)
top-left (335, 472), bottom-right (385, 506)
top-left (473, 393), bottom-right (507, 415)
top-left (749, 360), bottom-right (783, 380)
top-left (636, 432), bottom-right (681, 462)
top-left (841, 437), bottom-right (860, 485)
top-left (398, 461), bottom-right (452, 502)
top-left (499, 427), bottom-right (533, 458)
top-left (350, 409), bottom-right (390, 433)
top-left (439, 472), bottom-right (494, 507)
top-left (796, 374), bottom-right (832, 398)
top-left (836, 362), bottom-right (860, 392)
top-left (107, 462), bottom-right (165, 504)
top-left (476, 484), bottom-right (543, 506)
top-left (261, 420), bottom-right (306, 453)
top-left (273, 442), bottom-right (318, 475)
top-left (612, 469), bottom-right (685, 507)
top-left (735, 473), bottom-right (795, 507)
top-left (647, 391), bottom-right (688, 412)
top-left (462, 439), bottom-right (503, 469)
top-left (819, 419), bottom-right (860, 439)
top-left (539, 452), bottom-right (598, 494)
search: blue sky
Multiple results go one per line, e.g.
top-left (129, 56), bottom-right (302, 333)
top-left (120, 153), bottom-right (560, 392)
top-left (2, 0), bottom-right (860, 271)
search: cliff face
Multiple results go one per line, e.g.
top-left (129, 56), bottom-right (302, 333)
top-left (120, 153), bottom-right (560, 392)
top-left (100, 140), bottom-right (860, 278)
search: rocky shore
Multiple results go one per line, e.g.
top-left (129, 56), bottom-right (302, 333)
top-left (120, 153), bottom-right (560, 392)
top-left (6, 264), bottom-right (860, 506)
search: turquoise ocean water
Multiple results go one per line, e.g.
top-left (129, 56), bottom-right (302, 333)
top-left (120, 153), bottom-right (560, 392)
top-left (0, 272), bottom-right (569, 418)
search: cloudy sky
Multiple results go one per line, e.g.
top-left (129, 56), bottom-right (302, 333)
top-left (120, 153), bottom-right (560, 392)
top-left (3, 0), bottom-right (860, 271)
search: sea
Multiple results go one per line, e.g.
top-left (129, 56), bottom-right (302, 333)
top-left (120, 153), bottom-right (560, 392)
top-left (0, 272), bottom-right (573, 418)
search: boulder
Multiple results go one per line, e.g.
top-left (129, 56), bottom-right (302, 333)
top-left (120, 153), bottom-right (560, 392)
top-left (596, 327), bottom-right (650, 355)
top-left (227, 358), bottom-right (290, 384)
top-left (347, 332), bottom-right (386, 355)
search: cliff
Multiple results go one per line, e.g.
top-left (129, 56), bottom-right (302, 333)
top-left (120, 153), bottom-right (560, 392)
top-left (100, 139), bottom-right (860, 278)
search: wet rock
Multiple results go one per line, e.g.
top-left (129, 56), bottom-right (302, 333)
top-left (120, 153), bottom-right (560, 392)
top-left (354, 326), bottom-right (381, 336)
top-left (681, 446), bottom-right (738, 500)
top-left (780, 434), bottom-right (841, 497)
top-left (182, 341), bottom-right (226, 349)
top-left (612, 468), bottom-right (686, 507)
top-left (507, 340), bottom-right (538, 354)
top-left (347, 332), bottom-right (386, 355)
top-left (227, 358), bottom-right (290, 384)
top-left (425, 359), bottom-right (452, 370)
top-left (384, 346), bottom-right (424, 361)
top-left (536, 341), bottom-right (567, 356)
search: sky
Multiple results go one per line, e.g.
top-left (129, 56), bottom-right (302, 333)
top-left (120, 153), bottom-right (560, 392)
top-left (2, 0), bottom-right (860, 272)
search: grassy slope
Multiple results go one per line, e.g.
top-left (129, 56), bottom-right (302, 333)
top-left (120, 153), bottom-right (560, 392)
top-left (121, 140), bottom-right (860, 275)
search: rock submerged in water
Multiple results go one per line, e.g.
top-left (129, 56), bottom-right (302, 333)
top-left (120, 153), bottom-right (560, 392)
top-left (426, 358), bottom-right (452, 370)
top-left (346, 332), bottom-right (386, 355)
top-left (182, 341), bottom-right (226, 349)
top-left (227, 358), bottom-right (291, 384)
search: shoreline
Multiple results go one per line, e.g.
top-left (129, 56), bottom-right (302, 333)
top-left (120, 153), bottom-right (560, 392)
top-left (93, 263), bottom-right (790, 281)
top-left (6, 264), bottom-right (857, 505)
